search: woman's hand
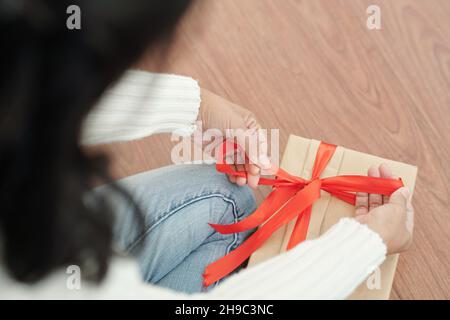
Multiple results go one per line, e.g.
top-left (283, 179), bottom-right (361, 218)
top-left (354, 164), bottom-right (414, 254)
top-left (199, 89), bottom-right (271, 189)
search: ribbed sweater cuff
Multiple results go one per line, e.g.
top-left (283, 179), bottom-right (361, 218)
top-left (81, 70), bottom-right (201, 145)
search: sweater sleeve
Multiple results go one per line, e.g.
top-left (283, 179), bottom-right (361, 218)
top-left (80, 70), bottom-right (201, 146)
top-left (0, 218), bottom-right (386, 299)
top-left (204, 218), bottom-right (387, 299)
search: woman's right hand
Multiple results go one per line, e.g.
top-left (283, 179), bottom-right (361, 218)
top-left (354, 164), bottom-right (414, 255)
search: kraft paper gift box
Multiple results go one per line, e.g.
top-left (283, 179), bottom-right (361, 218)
top-left (248, 135), bottom-right (417, 300)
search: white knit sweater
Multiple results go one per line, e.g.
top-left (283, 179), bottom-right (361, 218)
top-left (0, 70), bottom-right (387, 299)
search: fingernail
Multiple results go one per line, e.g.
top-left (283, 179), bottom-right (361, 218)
top-left (400, 187), bottom-right (410, 199)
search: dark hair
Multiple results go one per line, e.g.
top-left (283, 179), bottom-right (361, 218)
top-left (0, 0), bottom-right (191, 283)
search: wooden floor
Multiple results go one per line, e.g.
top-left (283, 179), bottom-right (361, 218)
top-left (94, 0), bottom-right (450, 299)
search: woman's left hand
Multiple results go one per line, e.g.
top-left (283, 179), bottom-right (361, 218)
top-left (199, 89), bottom-right (271, 189)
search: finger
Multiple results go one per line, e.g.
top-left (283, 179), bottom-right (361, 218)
top-left (355, 192), bottom-right (369, 216)
top-left (245, 127), bottom-right (259, 166)
top-left (390, 187), bottom-right (412, 249)
top-left (379, 163), bottom-right (393, 204)
top-left (389, 187), bottom-right (410, 210)
top-left (247, 162), bottom-right (260, 176)
top-left (244, 127), bottom-right (271, 174)
top-left (233, 128), bottom-right (260, 188)
top-left (227, 163), bottom-right (238, 183)
top-left (224, 149), bottom-right (235, 165)
top-left (368, 165), bottom-right (383, 210)
top-left (406, 199), bottom-right (414, 235)
top-left (235, 164), bottom-right (247, 186)
top-left (355, 164), bottom-right (375, 216)
top-left (257, 129), bottom-right (271, 170)
top-left (246, 163), bottom-right (260, 189)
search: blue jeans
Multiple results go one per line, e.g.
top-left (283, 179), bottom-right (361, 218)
top-left (94, 164), bottom-right (256, 294)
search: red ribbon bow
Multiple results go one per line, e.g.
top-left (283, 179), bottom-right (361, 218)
top-left (203, 140), bottom-right (403, 286)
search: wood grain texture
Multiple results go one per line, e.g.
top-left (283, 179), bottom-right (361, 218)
top-left (92, 0), bottom-right (450, 299)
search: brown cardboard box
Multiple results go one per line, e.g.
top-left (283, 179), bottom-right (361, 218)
top-left (248, 135), bottom-right (418, 299)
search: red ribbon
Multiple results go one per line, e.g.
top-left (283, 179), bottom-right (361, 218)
top-left (203, 140), bottom-right (403, 287)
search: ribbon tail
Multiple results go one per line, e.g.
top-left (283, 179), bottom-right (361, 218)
top-left (203, 180), bottom-right (322, 287)
top-left (286, 206), bottom-right (312, 250)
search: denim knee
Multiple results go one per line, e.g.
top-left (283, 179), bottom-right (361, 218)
top-left (222, 183), bottom-right (256, 222)
top-left (100, 163), bottom-right (257, 236)
top-left (194, 165), bottom-right (257, 223)
top-left (167, 164), bottom-right (257, 221)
